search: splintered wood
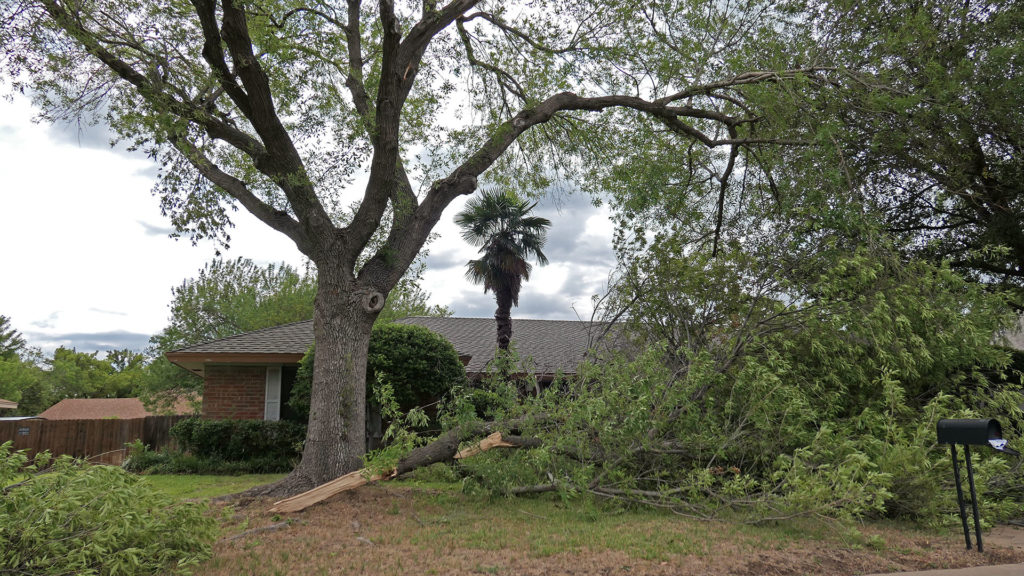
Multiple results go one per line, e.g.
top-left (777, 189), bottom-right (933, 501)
top-left (270, 432), bottom-right (515, 513)
top-left (270, 469), bottom-right (393, 513)
top-left (453, 432), bottom-right (515, 459)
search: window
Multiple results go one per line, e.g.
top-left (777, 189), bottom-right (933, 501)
top-left (264, 366), bottom-right (282, 421)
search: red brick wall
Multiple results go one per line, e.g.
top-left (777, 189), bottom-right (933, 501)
top-left (202, 365), bottom-right (266, 420)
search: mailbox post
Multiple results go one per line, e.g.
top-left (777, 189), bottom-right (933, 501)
top-left (936, 418), bottom-right (1018, 553)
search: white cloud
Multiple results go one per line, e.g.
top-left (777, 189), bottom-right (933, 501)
top-left (0, 94), bottom-right (305, 352)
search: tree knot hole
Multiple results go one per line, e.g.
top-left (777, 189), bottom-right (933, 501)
top-left (362, 291), bottom-right (385, 312)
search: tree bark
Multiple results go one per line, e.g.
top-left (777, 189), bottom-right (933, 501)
top-left (494, 288), bottom-right (513, 351)
top-left (254, 266), bottom-right (382, 497)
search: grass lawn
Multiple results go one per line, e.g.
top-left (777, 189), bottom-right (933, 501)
top-left (143, 473), bottom-right (286, 500)
top-left (183, 471), bottom-right (1024, 576)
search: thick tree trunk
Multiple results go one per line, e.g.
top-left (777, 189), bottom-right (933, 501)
top-left (252, 267), bottom-right (382, 497)
top-left (302, 290), bottom-right (371, 475)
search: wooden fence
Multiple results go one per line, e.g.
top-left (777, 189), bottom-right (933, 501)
top-left (0, 415), bottom-right (188, 465)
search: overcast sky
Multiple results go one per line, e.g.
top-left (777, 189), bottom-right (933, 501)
top-left (0, 93), bottom-right (617, 356)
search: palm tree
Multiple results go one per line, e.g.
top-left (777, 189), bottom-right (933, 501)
top-left (455, 189), bottom-right (551, 352)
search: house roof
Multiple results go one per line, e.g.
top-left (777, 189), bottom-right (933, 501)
top-left (0, 398), bottom-right (17, 410)
top-left (167, 317), bottom-right (621, 377)
top-left (165, 320), bottom-right (315, 374)
top-left (395, 317), bottom-right (617, 375)
top-left (38, 397), bottom-right (195, 420)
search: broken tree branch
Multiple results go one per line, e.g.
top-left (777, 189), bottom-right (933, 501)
top-left (269, 429), bottom-right (542, 513)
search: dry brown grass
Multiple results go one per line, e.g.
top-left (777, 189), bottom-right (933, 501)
top-left (201, 484), bottom-right (1024, 576)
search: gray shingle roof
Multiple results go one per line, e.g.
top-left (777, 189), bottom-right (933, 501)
top-left (169, 317), bottom-right (619, 376)
top-left (396, 317), bottom-right (616, 375)
top-left (169, 320), bottom-right (314, 355)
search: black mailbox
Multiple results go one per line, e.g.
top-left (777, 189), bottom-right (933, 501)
top-left (937, 418), bottom-right (1003, 447)
top-left (936, 417), bottom-right (1018, 554)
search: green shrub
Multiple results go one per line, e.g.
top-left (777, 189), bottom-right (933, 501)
top-left (170, 418), bottom-right (305, 463)
top-left (368, 323), bottom-right (467, 409)
top-left (122, 439), bottom-right (171, 473)
top-left (288, 323), bottom-right (466, 420)
top-left (124, 440), bottom-right (293, 475)
top-left (1, 441), bottom-right (216, 575)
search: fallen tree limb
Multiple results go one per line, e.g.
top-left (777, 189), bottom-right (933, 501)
top-left (455, 432), bottom-right (542, 459)
top-left (270, 428), bottom-right (542, 513)
top-left (267, 469), bottom-right (393, 513)
top-left (510, 483), bottom-right (558, 495)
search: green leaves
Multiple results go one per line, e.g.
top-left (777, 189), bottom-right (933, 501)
top-left (0, 442), bottom-right (217, 575)
top-left (455, 188), bottom-right (551, 310)
top-left (151, 257), bottom-right (317, 352)
top-left (448, 222), bottom-right (1023, 522)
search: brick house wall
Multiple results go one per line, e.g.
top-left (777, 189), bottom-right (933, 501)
top-left (202, 365), bottom-right (266, 420)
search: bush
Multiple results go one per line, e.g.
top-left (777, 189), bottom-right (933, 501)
top-left (124, 440), bottom-right (293, 475)
top-left (170, 418), bottom-right (305, 463)
top-left (368, 323), bottom-right (467, 409)
top-left (1, 441), bottom-right (216, 575)
top-left (122, 439), bottom-right (171, 472)
top-left (288, 323), bottom-right (466, 420)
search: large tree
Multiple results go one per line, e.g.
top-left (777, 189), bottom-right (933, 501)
top-left (808, 0), bottom-right (1024, 306)
top-left (456, 189), bottom-right (550, 351)
top-left (3, 0), bottom-right (838, 493)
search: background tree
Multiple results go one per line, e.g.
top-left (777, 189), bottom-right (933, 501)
top-left (148, 256), bottom-right (447, 354)
top-left (456, 190), bottom-right (551, 351)
top-left (0, 356), bottom-right (42, 411)
top-left (46, 347), bottom-right (138, 400)
top-left (142, 257), bottom-right (318, 406)
top-left (802, 0), bottom-right (1024, 306)
top-left (0, 315), bottom-right (37, 410)
top-left (2, 0), bottom-right (862, 493)
top-left (0, 315), bottom-right (27, 361)
top-left (152, 258), bottom-right (318, 351)
top-left (0, 346), bottom-right (146, 416)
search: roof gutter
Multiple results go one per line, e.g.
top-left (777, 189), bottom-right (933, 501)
top-left (165, 352), bottom-right (306, 376)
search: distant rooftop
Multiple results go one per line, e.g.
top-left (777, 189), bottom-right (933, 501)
top-left (38, 397), bottom-right (196, 420)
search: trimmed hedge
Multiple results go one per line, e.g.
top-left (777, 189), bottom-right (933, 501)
top-left (368, 323), bottom-right (467, 409)
top-left (170, 417), bottom-right (305, 463)
top-left (123, 447), bottom-right (293, 475)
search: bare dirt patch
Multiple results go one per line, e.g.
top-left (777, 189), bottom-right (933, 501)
top-left (201, 485), bottom-right (1024, 576)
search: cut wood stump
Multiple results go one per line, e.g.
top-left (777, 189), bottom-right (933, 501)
top-left (270, 431), bottom-right (537, 513)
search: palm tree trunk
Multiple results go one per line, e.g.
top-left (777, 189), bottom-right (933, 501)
top-left (494, 289), bottom-right (514, 351)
